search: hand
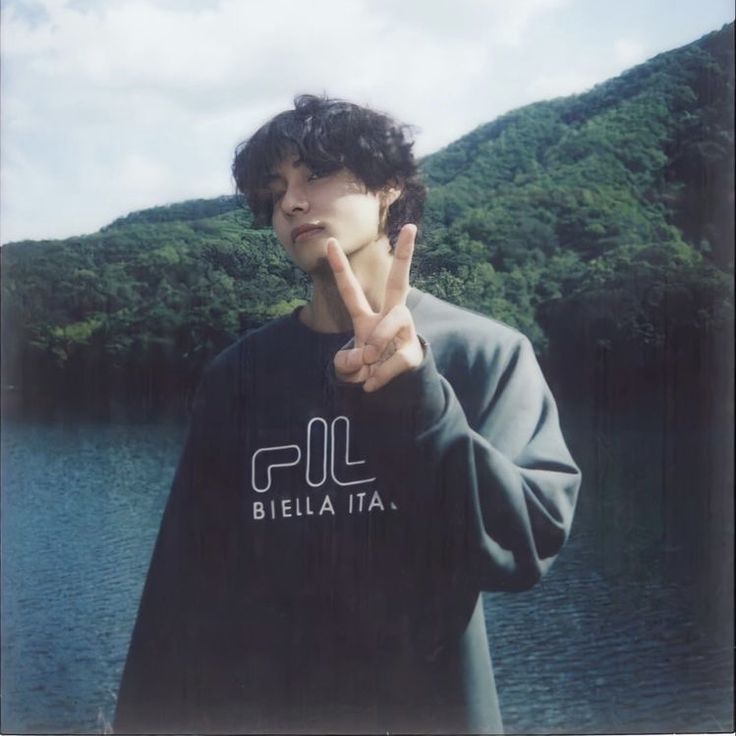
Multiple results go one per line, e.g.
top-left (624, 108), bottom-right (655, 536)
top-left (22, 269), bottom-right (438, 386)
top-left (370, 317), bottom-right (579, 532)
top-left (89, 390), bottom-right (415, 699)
top-left (327, 224), bottom-right (424, 393)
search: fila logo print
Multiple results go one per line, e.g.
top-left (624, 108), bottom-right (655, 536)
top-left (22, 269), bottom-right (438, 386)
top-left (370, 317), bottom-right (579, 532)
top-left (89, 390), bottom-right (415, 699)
top-left (251, 416), bottom-right (376, 493)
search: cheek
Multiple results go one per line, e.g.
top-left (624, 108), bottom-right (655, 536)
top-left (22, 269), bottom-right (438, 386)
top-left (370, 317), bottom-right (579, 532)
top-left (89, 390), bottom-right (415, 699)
top-left (271, 213), bottom-right (290, 246)
top-left (342, 196), bottom-right (381, 231)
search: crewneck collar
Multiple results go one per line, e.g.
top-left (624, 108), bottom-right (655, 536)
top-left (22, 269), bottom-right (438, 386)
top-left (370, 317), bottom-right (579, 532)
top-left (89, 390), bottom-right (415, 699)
top-left (289, 288), bottom-right (424, 339)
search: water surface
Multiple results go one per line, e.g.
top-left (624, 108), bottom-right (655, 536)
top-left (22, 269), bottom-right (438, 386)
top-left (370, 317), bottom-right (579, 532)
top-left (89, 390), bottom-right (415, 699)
top-left (1, 420), bottom-right (732, 733)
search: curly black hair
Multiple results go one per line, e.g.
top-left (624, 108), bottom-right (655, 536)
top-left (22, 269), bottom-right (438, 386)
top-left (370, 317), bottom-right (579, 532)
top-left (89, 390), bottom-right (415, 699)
top-left (232, 94), bottom-right (426, 247)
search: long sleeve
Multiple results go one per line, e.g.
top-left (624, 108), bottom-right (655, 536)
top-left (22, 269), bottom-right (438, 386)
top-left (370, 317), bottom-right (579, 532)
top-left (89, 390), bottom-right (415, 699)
top-left (331, 332), bottom-right (581, 594)
top-left (114, 356), bottom-right (242, 734)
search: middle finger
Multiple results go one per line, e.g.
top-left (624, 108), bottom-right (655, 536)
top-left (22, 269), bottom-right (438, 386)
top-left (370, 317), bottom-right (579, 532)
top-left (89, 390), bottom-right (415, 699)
top-left (382, 224), bottom-right (416, 314)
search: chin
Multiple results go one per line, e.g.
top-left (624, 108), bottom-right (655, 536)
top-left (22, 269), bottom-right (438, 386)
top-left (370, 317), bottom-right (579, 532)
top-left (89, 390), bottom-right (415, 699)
top-left (286, 240), bottom-right (326, 272)
top-left (304, 255), bottom-right (333, 278)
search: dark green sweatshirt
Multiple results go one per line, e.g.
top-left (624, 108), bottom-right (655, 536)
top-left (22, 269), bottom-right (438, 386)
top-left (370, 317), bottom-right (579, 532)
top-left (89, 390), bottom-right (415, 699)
top-left (114, 289), bottom-right (581, 734)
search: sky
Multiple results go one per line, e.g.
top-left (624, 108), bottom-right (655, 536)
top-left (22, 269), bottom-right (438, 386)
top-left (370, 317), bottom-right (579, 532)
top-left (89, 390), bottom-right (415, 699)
top-left (1, 0), bottom-right (733, 244)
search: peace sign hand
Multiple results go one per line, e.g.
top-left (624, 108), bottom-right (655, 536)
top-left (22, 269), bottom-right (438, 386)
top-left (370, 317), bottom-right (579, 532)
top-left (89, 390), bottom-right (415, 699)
top-left (327, 224), bottom-right (424, 393)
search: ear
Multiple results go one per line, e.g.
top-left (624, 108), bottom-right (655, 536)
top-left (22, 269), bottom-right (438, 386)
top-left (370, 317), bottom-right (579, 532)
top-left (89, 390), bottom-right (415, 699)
top-left (381, 184), bottom-right (403, 208)
top-left (378, 185), bottom-right (401, 234)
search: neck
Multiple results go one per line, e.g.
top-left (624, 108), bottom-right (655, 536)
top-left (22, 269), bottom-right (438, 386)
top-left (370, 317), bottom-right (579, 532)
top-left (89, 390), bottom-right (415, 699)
top-left (300, 236), bottom-right (393, 333)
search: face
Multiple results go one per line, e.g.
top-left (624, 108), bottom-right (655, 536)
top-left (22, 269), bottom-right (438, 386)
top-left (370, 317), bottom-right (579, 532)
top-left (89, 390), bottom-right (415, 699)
top-left (266, 156), bottom-right (390, 273)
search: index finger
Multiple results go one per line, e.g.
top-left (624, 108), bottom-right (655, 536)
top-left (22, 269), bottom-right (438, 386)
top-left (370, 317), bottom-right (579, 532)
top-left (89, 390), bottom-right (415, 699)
top-left (326, 238), bottom-right (373, 319)
top-left (382, 224), bottom-right (416, 313)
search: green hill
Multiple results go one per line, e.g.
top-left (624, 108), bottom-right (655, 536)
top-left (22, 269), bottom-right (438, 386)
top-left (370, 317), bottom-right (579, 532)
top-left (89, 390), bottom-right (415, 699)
top-left (1, 23), bottom-right (733, 418)
top-left (101, 195), bottom-right (243, 229)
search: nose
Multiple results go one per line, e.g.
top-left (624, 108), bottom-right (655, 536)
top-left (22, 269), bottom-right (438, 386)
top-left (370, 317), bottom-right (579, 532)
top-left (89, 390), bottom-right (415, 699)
top-left (279, 181), bottom-right (309, 216)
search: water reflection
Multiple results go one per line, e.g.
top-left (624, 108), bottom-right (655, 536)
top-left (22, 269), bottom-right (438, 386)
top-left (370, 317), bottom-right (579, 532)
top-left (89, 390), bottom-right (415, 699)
top-left (1, 419), bottom-right (732, 733)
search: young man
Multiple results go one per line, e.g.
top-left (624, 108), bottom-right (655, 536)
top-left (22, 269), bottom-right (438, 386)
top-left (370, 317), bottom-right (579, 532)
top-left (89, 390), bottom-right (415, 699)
top-left (114, 95), bottom-right (581, 734)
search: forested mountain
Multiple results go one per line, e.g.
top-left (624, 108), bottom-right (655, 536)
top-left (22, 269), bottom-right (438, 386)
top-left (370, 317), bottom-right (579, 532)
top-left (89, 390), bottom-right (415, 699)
top-left (2, 23), bottom-right (733, 418)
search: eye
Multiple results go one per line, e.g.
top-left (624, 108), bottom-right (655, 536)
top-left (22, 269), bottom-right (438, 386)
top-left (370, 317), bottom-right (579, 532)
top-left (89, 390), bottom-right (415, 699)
top-left (306, 163), bottom-right (334, 181)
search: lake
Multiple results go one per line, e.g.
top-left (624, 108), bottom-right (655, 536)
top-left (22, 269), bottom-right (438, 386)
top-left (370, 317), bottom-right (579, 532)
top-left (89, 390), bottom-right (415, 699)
top-left (1, 419), bottom-right (732, 733)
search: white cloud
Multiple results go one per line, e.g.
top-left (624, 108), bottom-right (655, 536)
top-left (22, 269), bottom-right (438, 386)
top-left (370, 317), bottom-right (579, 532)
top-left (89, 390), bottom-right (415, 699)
top-left (484, 0), bottom-right (572, 47)
top-left (613, 37), bottom-right (649, 67)
top-left (2, 0), bottom-right (525, 242)
top-left (1, 0), bottom-right (733, 243)
top-left (118, 153), bottom-right (166, 194)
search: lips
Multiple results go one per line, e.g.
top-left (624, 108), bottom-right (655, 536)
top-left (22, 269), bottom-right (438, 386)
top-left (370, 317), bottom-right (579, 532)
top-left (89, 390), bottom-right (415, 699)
top-left (291, 224), bottom-right (324, 244)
